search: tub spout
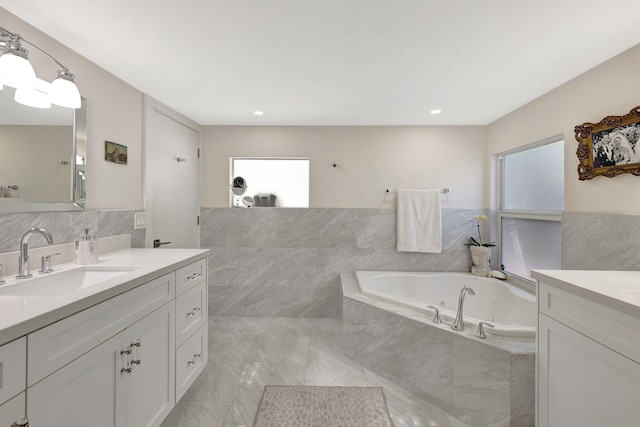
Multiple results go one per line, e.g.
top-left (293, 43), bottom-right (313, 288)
top-left (452, 285), bottom-right (475, 331)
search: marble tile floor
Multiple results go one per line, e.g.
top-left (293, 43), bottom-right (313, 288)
top-left (161, 316), bottom-right (469, 427)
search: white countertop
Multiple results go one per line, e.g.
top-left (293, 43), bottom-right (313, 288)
top-left (532, 269), bottom-right (640, 319)
top-left (0, 248), bottom-right (210, 346)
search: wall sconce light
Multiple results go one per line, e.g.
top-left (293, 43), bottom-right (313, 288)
top-left (0, 25), bottom-right (81, 109)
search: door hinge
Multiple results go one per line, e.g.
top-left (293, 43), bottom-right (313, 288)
top-left (197, 215), bottom-right (200, 225)
top-left (197, 148), bottom-right (200, 158)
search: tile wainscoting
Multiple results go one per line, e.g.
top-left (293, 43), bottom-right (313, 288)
top-left (202, 207), bottom-right (488, 318)
top-left (563, 212), bottom-right (640, 270)
top-left (0, 209), bottom-right (145, 253)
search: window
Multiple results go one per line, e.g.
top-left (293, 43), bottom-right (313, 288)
top-left (499, 137), bottom-right (564, 284)
top-left (231, 158), bottom-right (309, 207)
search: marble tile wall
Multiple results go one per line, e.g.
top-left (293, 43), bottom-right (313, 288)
top-left (563, 212), bottom-right (640, 270)
top-left (202, 207), bottom-right (488, 318)
top-left (0, 209), bottom-right (145, 253)
top-left (342, 297), bottom-right (534, 427)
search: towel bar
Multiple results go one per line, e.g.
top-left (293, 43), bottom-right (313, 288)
top-left (386, 188), bottom-right (449, 194)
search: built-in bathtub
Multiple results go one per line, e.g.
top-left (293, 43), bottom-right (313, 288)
top-left (356, 271), bottom-right (536, 337)
top-left (341, 271), bottom-right (535, 427)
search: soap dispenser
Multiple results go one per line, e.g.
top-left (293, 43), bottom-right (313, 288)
top-left (75, 228), bottom-right (99, 265)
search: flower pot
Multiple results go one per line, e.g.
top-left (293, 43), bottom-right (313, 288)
top-left (470, 245), bottom-right (491, 277)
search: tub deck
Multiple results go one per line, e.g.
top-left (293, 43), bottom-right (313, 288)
top-left (341, 272), bottom-right (535, 427)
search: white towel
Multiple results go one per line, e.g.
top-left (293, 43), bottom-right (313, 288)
top-left (396, 189), bottom-right (442, 253)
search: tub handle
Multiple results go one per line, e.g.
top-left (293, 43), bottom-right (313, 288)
top-left (475, 322), bottom-right (495, 339)
top-left (427, 305), bottom-right (442, 324)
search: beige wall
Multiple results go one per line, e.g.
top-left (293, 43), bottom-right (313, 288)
top-left (1, 9), bottom-right (144, 210)
top-left (0, 126), bottom-right (71, 201)
top-left (202, 126), bottom-right (487, 209)
top-left (487, 44), bottom-right (640, 214)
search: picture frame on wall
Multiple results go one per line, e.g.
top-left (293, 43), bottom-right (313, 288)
top-left (104, 140), bottom-right (128, 165)
top-left (575, 106), bottom-right (640, 180)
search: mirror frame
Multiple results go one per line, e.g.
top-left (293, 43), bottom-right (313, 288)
top-left (0, 97), bottom-right (87, 213)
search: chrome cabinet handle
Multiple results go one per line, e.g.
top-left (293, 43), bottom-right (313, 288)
top-left (0, 263), bottom-right (5, 285)
top-left (187, 353), bottom-right (201, 365)
top-left (187, 272), bottom-right (201, 280)
top-left (187, 307), bottom-right (201, 316)
top-left (121, 367), bottom-right (133, 374)
top-left (11, 417), bottom-right (29, 427)
top-left (131, 339), bottom-right (142, 366)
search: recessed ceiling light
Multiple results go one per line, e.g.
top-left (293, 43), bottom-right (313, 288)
top-left (254, 111), bottom-right (264, 116)
top-left (430, 109), bottom-right (442, 115)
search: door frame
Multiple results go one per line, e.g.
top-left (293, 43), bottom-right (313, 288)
top-left (143, 95), bottom-right (202, 248)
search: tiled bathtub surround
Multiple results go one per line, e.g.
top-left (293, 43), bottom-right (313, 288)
top-left (202, 207), bottom-right (490, 318)
top-left (341, 273), bottom-right (535, 427)
top-left (0, 209), bottom-right (145, 253)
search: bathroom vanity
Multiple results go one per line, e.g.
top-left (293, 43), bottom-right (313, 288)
top-left (0, 247), bottom-right (209, 427)
top-left (532, 270), bottom-right (640, 427)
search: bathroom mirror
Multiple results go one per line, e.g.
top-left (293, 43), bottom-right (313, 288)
top-left (0, 87), bottom-right (87, 213)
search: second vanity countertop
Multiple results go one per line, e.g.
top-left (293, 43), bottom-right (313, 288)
top-left (532, 269), bottom-right (640, 319)
top-left (0, 248), bottom-right (210, 346)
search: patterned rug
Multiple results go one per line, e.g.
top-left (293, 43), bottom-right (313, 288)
top-left (252, 385), bottom-right (394, 427)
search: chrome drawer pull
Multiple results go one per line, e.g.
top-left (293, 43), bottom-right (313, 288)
top-left (132, 339), bottom-right (142, 367)
top-left (187, 272), bottom-right (201, 280)
top-left (187, 307), bottom-right (201, 316)
top-left (121, 367), bottom-right (132, 374)
top-left (187, 353), bottom-right (201, 365)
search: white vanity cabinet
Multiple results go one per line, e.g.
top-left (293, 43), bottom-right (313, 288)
top-left (0, 337), bottom-right (27, 426)
top-left (0, 252), bottom-right (208, 427)
top-left (174, 259), bottom-right (208, 401)
top-left (535, 278), bottom-right (640, 427)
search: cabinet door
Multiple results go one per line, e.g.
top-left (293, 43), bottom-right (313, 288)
top-left (124, 303), bottom-right (175, 427)
top-left (538, 314), bottom-right (640, 427)
top-left (27, 331), bottom-right (127, 427)
top-left (0, 393), bottom-right (25, 426)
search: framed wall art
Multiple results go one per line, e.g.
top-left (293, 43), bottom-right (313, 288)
top-left (575, 106), bottom-right (640, 180)
top-left (105, 140), bottom-right (128, 165)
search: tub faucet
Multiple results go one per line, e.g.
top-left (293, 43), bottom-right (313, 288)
top-left (16, 228), bottom-right (54, 279)
top-left (452, 285), bottom-right (475, 331)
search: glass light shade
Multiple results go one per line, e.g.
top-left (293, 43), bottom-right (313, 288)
top-left (15, 78), bottom-right (52, 109)
top-left (49, 76), bottom-right (81, 109)
top-left (0, 52), bottom-right (36, 89)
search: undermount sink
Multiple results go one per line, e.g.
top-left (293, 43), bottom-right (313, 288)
top-left (0, 266), bottom-right (138, 297)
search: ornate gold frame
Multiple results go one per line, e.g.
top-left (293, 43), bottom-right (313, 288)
top-left (575, 106), bottom-right (640, 180)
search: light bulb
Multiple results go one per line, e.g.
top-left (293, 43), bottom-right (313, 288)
top-left (15, 78), bottom-right (51, 109)
top-left (49, 71), bottom-right (81, 109)
top-left (0, 52), bottom-right (36, 89)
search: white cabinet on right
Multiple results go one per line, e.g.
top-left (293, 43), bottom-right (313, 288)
top-left (535, 278), bottom-right (640, 427)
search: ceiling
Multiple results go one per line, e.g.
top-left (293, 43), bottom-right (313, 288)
top-left (2, 0), bottom-right (640, 126)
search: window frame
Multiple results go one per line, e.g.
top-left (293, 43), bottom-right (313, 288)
top-left (497, 135), bottom-right (564, 291)
top-left (229, 156), bottom-right (310, 208)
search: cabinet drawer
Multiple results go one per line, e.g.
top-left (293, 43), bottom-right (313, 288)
top-left (176, 323), bottom-right (207, 401)
top-left (0, 338), bottom-right (26, 405)
top-left (176, 281), bottom-right (207, 347)
top-left (0, 392), bottom-right (25, 426)
top-left (176, 258), bottom-right (206, 296)
top-left (28, 272), bottom-right (176, 386)
top-left (539, 282), bottom-right (640, 363)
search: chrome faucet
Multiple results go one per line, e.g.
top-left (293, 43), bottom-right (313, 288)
top-left (451, 285), bottom-right (475, 331)
top-left (16, 228), bottom-right (54, 279)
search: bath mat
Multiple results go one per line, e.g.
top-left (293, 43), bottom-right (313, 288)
top-left (252, 385), bottom-right (393, 427)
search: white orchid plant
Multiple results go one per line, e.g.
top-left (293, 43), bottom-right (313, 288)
top-left (467, 214), bottom-right (495, 247)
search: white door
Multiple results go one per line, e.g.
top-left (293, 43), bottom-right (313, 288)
top-left (144, 96), bottom-right (200, 249)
